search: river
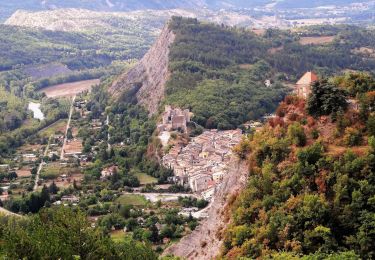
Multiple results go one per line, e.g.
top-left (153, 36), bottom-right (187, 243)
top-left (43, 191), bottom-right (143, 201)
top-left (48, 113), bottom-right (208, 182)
top-left (28, 102), bottom-right (45, 120)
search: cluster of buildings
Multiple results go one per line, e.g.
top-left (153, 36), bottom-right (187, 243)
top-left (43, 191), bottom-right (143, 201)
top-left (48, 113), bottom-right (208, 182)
top-left (162, 129), bottom-right (242, 200)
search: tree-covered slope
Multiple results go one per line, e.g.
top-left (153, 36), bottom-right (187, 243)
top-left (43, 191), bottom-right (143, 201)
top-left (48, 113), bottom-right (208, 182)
top-left (161, 18), bottom-right (375, 130)
top-left (223, 73), bottom-right (375, 259)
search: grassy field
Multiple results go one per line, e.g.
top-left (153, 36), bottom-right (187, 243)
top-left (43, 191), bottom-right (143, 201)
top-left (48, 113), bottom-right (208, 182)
top-left (39, 119), bottom-right (67, 137)
top-left (40, 163), bottom-right (78, 180)
top-left (299, 36), bottom-right (335, 45)
top-left (116, 194), bottom-right (148, 207)
top-left (134, 172), bottom-right (157, 185)
top-left (110, 230), bottom-right (126, 243)
top-left (40, 164), bottom-right (61, 180)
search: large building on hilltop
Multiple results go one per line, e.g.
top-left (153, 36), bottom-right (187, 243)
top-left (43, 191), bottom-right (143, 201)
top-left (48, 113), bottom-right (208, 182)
top-left (295, 71), bottom-right (318, 98)
top-left (158, 105), bottom-right (191, 133)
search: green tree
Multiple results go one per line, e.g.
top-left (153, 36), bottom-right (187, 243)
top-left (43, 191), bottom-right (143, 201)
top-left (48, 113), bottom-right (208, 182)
top-left (307, 80), bottom-right (348, 117)
top-left (0, 207), bottom-right (156, 259)
top-left (367, 114), bottom-right (375, 136)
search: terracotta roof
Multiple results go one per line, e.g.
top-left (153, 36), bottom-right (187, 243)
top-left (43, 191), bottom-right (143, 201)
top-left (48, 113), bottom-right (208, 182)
top-left (296, 71), bottom-right (318, 85)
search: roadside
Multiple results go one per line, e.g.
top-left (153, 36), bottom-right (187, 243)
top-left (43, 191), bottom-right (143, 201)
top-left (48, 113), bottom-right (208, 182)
top-left (60, 95), bottom-right (76, 160)
top-left (33, 134), bottom-right (52, 191)
top-left (122, 192), bottom-right (198, 203)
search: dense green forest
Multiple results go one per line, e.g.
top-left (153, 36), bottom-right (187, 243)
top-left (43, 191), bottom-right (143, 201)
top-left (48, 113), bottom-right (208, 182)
top-left (164, 18), bottom-right (375, 129)
top-left (0, 207), bottom-right (156, 259)
top-left (0, 24), bottom-right (150, 72)
top-left (225, 73), bottom-right (375, 259)
top-left (0, 23), bottom-right (152, 98)
top-left (165, 17), bottom-right (286, 129)
top-left (0, 88), bottom-right (27, 132)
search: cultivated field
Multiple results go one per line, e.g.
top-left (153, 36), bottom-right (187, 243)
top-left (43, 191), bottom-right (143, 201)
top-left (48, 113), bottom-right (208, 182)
top-left (64, 139), bottom-right (83, 154)
top-left (299, 36), bottom-right (335, 45)
top-left (116, 194), bottom-right (148, 207)
top-left (40, 79), bottom-right (100, 98)
top-left (16, 168), bottom-right (32, 178)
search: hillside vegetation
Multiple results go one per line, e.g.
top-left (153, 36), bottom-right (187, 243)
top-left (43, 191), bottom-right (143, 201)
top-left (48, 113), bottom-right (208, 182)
top-left (162, 18), bottom-right (375, 130)
top-left (0, 207), bottom-right (156, 259)
top-left (0, 23), bottom-right (151, 94)
top-left (223, 73), bottom-right (375, 259)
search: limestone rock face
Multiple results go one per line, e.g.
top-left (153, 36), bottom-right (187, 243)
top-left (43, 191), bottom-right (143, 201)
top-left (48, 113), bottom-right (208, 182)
top-left (109, 25), bottom-right (175, 114)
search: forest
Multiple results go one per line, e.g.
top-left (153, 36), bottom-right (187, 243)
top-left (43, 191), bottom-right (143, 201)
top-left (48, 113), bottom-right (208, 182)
top-left (225, 73), bottom-right (375, 259)
top-left (0, 207), bottom-right (157, 259)
top-left (164, 18), bottom-right (375, 129)
top-left (0, 22), bottom-right (152, 98)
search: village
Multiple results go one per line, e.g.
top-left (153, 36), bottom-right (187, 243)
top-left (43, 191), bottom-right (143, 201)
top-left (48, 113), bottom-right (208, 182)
top-left (158, 106), bottom-right (242, 200)
top-left (157, 70), bottom-right (363, 203)
top-left (0, 67), bottom-right (370, 256)
top-left (0, 92), bottom-right (96, 205)
top-left (0, 70), bottom-right (360, 210)
top-left (0, 71), bottom-right (323, 203)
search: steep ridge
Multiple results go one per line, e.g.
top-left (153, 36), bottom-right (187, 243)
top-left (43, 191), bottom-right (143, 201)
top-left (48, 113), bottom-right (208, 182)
top-left (109, 25), bottom-right (175, 114)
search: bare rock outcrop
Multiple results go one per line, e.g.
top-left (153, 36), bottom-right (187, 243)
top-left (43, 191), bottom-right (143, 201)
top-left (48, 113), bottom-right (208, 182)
top-left (109, 25), bottom-right (175, 114)
top-left (163, 157), bottom-right (248, 260)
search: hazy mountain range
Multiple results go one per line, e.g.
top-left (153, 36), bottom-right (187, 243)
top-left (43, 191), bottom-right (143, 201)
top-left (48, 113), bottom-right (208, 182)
top-left (0, 0), bottom-right (373, 21)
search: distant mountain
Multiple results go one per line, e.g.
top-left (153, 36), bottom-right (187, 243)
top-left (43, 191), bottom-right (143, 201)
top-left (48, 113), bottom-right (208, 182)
top-left (0, 0), bottom-right (246, 21)
top-left (1, 0), bottom-right (374, 22)
top-left (4, 8), bottom-right (259, 32)
top-left (275, 0), bottom-right (371, 8)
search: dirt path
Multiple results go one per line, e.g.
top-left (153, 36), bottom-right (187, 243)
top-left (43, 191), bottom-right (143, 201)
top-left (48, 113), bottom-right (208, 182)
top-left (33, 135), bottom-right (52, 191)
top-left (163, 157), bottom-right (247, 259)
top-left (60, 95), bottom-right (76, 160)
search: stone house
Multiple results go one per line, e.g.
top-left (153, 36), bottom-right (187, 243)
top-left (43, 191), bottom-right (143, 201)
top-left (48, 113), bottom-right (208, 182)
top-left (189, 174), bottom-right (212, 192)
top-left (101, 165), bottom-right (118, 179)
top-left (295, 71), bottom-right (318, 99)
top-left (158, 105), bottom-right (190, 133)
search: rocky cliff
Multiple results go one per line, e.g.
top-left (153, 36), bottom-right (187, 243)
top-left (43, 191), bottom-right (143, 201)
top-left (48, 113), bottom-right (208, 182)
top-left (109, 25), bottom-right (175, 114)
top-left (163, 158), bottom-right (248, 259)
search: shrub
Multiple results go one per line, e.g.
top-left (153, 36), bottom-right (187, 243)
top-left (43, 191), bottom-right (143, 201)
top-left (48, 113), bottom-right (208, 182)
top-left (288, 122), bottom-right (307, 147)
top-left (311, 129), bottom-right (320, 139)
top-left (367, 114), bottom-right (375, 136)
top-left (276, 103), bottom-right (288, 117)
top-left (343, 127), bottom-right (362, 146)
